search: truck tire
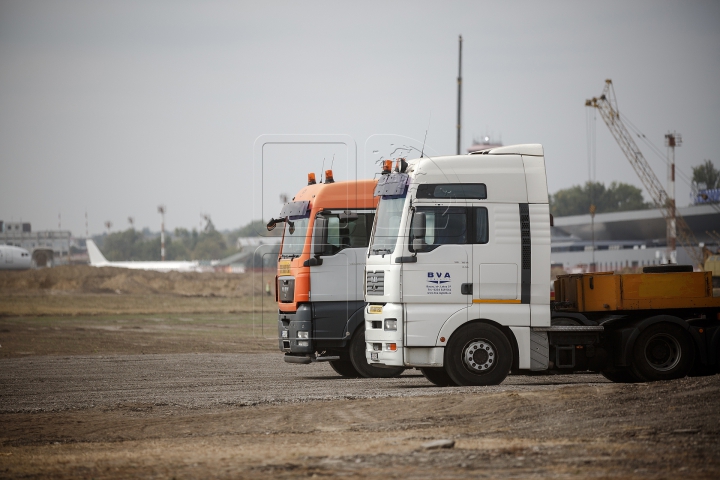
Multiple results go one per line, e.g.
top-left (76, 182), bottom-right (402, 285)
top-left (329, 360), bottom-right (361, 378)
top-left (420, 368), bottom-right (458, 387)
top-left (444, 323), bottom-right (512, 386)
top-left (600, 368), bottom-right (641, 383)
top-left (630, 323), bottom-right (694, 381)
top-left (349, 326), bottom-right (405, 378)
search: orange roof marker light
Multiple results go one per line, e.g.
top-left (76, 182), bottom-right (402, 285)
top-left (325, 169), bottom-right (335, 184)
top-left (307, 173), bottom-right (316, 185)
top-left (382, 160), bottom-right (393, 174)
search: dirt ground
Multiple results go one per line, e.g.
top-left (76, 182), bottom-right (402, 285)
top-left (1, 267), bottom-right (719, 478)
top-left (0, 266), bottom-right (278, 316)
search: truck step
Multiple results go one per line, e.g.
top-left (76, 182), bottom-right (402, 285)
top-left (283, 355), bottom-right (312, 364)
top-left (314, 356), bottom-right (341, 362)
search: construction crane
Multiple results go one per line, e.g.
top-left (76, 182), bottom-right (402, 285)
top-left (585, 79), bottom-right (704, 268)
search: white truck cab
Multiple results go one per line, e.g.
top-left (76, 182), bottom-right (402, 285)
top-left (364, 145), bottom-right (551, 386)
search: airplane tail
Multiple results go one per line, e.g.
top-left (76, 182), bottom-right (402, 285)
top-left (86, 239), bottom-right (108, 265)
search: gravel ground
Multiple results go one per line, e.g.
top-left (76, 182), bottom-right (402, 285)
top-left (0, 353), bottom-right (608, 413)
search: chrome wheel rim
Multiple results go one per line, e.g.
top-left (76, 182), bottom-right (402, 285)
top-left (463, 339), bottom-right (496, 374)
top-left (644, 333), bottom-right (681, 372)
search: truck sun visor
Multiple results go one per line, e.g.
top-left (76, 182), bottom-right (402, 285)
top-left (374, 173), bottom-right (409, 197)
top-left (279, 200), bottom-right (310, 219)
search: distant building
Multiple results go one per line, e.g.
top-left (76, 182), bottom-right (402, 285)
top-left (0, 221), bottom-right (72, 267)
top-left (235, 236), bottom-right (282, 250)
top-left (551, 204), bottom-right (720, 271)
top-left (467, 135), bottom-right (503, 154)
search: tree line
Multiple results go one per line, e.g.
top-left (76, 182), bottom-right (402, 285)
top-left (94, 219), bottom-right (280, 262)
top-left (550, 160), bottom-right (718, 217)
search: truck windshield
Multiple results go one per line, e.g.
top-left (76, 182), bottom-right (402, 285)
top-left (369, 196), bottom-right (405, 255)
top-left (280, 218), bottom-right (310, 258)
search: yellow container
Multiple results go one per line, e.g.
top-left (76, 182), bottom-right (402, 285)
top-left (554, 271), bottom-right (719, 312)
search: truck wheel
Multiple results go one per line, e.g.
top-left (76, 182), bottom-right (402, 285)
top-left (420, 368), bottom-right (457, 387)
top-left (349, 327), bottom-right (405, 378)
top-left (445, 323), bottom-right (512, 386)
top-left (630, 323), bottom-right (694, 381)
top-left (329, 360), bottom-right (361, 378)
top-left (600, 368), bottom-right (640, 383)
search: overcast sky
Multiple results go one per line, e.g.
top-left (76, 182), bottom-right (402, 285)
top-left (1, 0), bottom-right (718, 236)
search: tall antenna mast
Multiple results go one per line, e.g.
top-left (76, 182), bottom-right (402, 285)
top-left (456, 35), bottom-right (463, 155)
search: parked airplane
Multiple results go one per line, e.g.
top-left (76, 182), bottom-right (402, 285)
top-left (86, 239), bottom-right (200, 272)
top-left (0, 245), bottom-right (32, 270)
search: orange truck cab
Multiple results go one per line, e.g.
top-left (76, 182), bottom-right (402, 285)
top-left (268, 171), bottom-right (404, 378)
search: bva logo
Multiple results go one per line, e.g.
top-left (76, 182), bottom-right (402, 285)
top-left (427, 272), bottom-right (451, 284)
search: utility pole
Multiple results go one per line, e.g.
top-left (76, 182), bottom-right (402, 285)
top-left (664, 132), bottom-right (682, 264)
top-left (158, 205), bottom-right (166, 261)
top-left (85, 211), bottom-right (89, 238)
top-left (104, 221), bottom-right (112, 235)
top-left (456, 35), bottom-right (463, 155)
top-left (128, 217), bottom-right (135, 230)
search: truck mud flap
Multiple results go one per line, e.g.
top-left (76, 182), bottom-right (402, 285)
top-left (530, 331), bottom-right (549, 371)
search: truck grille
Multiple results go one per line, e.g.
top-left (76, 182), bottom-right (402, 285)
top-left (366, 271), bottom-right (384, 296)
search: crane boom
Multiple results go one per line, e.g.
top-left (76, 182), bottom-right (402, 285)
top-left (586, 79), bottom-right (704, 268)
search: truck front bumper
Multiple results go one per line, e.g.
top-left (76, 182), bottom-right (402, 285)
top-left (365, 302), bottom-right (404, 367)
top-left (278, 304), bottom-right (313, 354)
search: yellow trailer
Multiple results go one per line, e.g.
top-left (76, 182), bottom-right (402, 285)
top-left (549, 266), bottom-right (720, 383)
top-left (554, 271), bottom-right (719, 312)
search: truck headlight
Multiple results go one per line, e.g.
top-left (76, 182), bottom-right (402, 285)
top-left (298, 331), bottom-right (309, 339)
top-left (384, 318), bottom-right (397, 331)
top-left (297, 340), bottom-right (309, 347)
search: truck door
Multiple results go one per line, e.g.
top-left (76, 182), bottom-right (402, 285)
top-left (472, 203), bottom-right (529, 325)
top-left (310, 211), bottom-right (373, 339)
top-left (402, 206), bottom-right (471, 346)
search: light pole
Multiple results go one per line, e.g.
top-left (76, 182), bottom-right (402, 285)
top-left (664, 132), bottom-right (682, 264)
top-left (456, 35), bottom-right (463, 155)
top-left (104, 221), bottom-right (112, 235)
top-left (158, 205), bottom-right (166, 261)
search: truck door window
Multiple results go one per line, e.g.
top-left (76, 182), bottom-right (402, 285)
top-left (321, 212), bottom-right (373, 256)
top-left (411, 207), bottom-right (468, 252)
top-left (475, 207), bottom-right (489, 244)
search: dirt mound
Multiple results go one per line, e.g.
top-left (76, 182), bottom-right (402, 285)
top-left (0, 265), bottom-right (272, 297)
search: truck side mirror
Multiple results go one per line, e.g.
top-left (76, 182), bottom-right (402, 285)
top-left (411, 212), bottom-right (427, 252)
top-left (412, 212), bottom-right (426, 240)
top-left (412, 238), bottom-right (427, 252)
top-left (313, 217), bottom-right (328, 256)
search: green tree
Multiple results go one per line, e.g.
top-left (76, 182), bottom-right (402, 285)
top-left (550, 181), bottom-right (649, 217)
top-left (173, 228), bottom-right (199, 252)
top-left (692, 159), bottom-right (720, 190)
top-left (192, 229), bottom-right (230, 260)
top-left (102, 229), bottom-right (156, 261)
